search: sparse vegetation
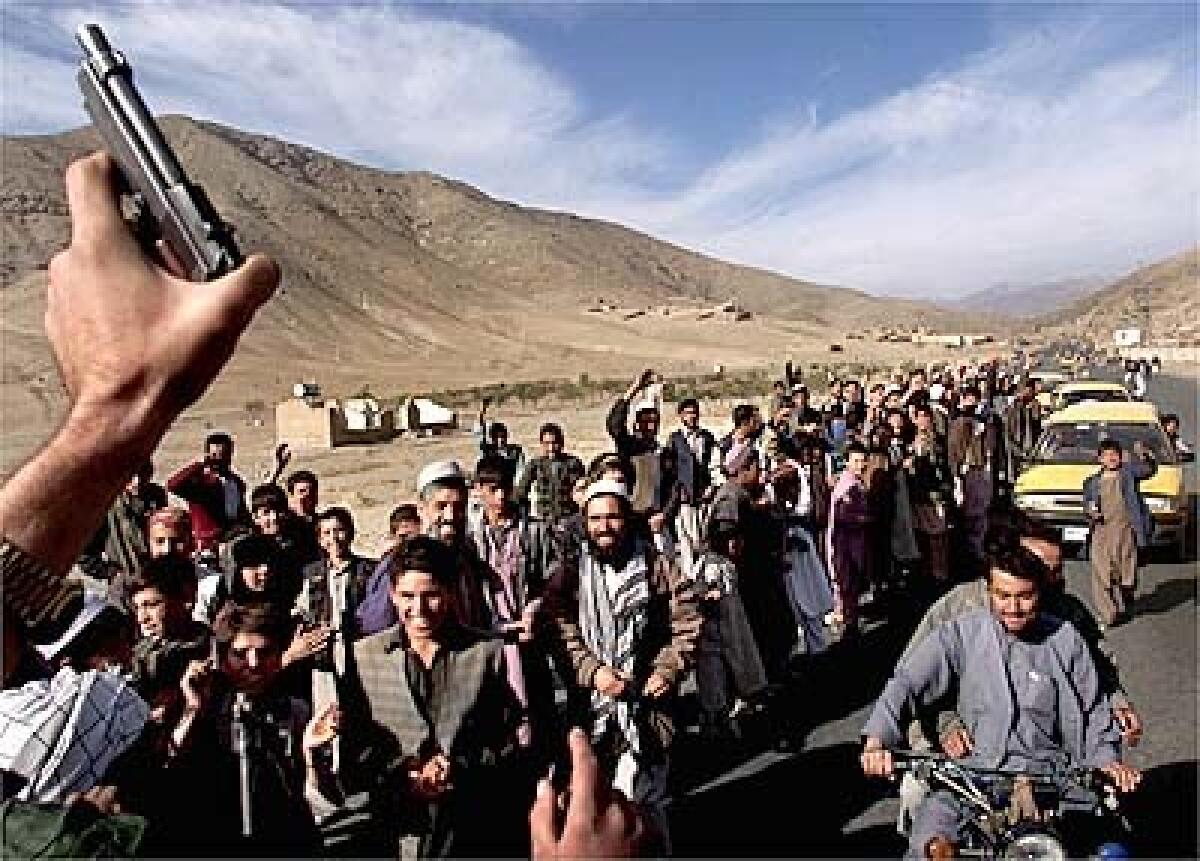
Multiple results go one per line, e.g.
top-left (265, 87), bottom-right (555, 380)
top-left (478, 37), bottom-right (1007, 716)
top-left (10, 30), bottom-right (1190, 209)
top-left (379, 368), bottom-right (784, 413)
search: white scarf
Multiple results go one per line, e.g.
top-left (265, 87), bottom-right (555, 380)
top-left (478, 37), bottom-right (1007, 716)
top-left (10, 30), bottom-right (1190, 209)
top-left (578, 542), bottom-right (651, 755)
top-left (0, 667), bottom-right (148, 802)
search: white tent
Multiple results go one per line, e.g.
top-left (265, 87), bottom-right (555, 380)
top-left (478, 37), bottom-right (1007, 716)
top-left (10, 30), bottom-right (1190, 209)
top-left (399, 397), bottom-right (458, 432)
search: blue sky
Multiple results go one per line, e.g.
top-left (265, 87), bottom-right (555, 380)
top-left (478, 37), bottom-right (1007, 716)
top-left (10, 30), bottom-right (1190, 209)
top-left (2, 2), bottom-right (1196, 298)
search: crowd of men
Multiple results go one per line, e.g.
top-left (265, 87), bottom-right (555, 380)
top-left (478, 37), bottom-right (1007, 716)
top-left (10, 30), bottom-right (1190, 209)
top-left (0, 154), bottom-right (1175, 859)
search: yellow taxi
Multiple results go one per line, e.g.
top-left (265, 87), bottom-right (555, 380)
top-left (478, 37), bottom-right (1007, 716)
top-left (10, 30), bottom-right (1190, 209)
top-left (1013, 401), bottom-right (1189, 558)
top-left (1028, 370), bottom-right (1070, 410)
top-left (1048, 380), bottom-right (1130, 416)
top-left (1060, 355), bottom-right (1093, 378)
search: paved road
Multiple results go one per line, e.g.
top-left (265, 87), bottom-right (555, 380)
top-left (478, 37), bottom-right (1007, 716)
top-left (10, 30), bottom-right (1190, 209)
top-left (668, 367), bottom-right (1198, 857)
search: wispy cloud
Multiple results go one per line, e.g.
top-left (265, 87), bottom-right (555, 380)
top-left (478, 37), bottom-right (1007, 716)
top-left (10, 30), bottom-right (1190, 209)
top-left (2, 3), bottom-right (671, 201)
top-left (2, 4), bottom-right (1195, 298)
top-left (631, 24), bottom-right (1198, 297)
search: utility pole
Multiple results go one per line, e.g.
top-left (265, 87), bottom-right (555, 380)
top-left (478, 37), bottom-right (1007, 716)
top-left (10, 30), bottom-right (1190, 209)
top-left (1134, 259), bottom-right (1151, 347)
top-left (1137, 285), bottom-right (1151, 347)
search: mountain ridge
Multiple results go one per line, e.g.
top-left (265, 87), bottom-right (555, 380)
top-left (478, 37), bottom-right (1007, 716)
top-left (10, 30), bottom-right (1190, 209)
top-left (952, 276), bottom-right (1108, 318)
top-left (1038, 247), bottom-right (1199, 343)
top-left (0, 115), bottom-right (1004, 425)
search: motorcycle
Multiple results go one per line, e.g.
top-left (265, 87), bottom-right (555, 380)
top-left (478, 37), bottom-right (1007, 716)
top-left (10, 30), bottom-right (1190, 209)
top-left (893, 751), bottom-right (1131, 860)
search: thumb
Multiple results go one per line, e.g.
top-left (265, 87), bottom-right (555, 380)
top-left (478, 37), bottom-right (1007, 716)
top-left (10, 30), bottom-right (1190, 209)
top-left (208, 254), bottom-right (280, 328)
top-left (167, 254), bottom-right (279, 408)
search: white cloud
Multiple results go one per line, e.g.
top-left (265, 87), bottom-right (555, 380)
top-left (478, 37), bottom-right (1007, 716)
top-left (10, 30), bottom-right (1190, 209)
top-left (588, 24), bottom-right (1197, 297)
top-left (2, 43), bottom-right (80, 132)
top-left (2, 3), bottom-right (669, 200)
top-left (2, 5), bottom-right (1195, 298)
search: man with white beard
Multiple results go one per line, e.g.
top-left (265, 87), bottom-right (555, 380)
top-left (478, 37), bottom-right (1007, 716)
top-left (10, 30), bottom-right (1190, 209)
top-left (355, 461), bottom-right (489, 635)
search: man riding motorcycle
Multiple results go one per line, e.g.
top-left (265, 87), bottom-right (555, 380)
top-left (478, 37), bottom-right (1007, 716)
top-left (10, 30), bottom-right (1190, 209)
top-left (859, 538), bottom-right (1141, 858)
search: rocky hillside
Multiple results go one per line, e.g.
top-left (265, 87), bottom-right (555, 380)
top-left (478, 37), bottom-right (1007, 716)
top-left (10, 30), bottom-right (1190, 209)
top-left (1039, 248), bottom-right (1200, 345)
top-left (2, 116), bottom-right (975, 419)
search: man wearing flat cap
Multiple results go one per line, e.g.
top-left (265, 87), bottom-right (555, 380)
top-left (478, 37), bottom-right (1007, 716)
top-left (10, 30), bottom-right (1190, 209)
top-left (543, 479), bottom-right (700, 850)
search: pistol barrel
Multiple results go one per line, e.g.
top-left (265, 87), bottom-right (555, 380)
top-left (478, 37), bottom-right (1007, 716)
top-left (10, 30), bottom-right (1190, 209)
top-left (76, 24), bottom-right (188, 190)
top-left (75, 23), bottom-right (242, 281)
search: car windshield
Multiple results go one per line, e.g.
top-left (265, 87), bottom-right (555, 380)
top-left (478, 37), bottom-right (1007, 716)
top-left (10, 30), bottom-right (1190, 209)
top-left (1034, 422), bottom-right (1176, 464)
top-left (1061, 390), bottom-right (1129, 408)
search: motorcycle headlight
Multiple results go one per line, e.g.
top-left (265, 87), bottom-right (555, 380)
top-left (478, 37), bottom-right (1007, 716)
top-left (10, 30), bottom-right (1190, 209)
top-left (1005, 830), bottom-right (1067, 861)
top-left (1144, 496), bottom-right (1175, 514)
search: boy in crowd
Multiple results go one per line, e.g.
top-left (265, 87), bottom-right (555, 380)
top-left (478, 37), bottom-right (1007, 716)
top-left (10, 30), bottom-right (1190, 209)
top-left (127, 556), bottom-right (211, 700)
top-left (1083, 439), bottom-right (1156, 626)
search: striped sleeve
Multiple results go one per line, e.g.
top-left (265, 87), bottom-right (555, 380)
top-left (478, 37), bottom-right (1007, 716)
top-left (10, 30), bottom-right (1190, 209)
top-left (1, 538), bottom-right (81, 634)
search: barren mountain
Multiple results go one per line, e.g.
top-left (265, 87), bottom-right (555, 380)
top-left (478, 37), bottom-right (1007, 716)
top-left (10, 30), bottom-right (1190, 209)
top-left (2, 116), bottom-right (972, 446)
top-left (1039, 248), bottom-right (1200, 344)
top-left (953, 276), bottom-right (1107, 319)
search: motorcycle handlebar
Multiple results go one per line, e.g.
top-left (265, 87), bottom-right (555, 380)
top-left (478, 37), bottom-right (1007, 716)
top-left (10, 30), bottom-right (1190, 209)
top-left (890, 751), bottom-right (1107, 790)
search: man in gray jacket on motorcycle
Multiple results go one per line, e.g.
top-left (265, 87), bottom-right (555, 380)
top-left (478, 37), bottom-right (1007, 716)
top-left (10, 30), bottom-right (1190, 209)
top-left (860, 537), bottom-right (1141, 859)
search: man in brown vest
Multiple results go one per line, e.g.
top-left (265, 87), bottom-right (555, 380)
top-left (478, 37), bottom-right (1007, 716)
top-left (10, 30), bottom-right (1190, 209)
top-left (336, 536), bottom-right (525, 857)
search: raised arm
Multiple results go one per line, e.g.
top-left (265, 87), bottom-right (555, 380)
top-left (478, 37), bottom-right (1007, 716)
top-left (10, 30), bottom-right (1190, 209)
top-left (607, 369), bottom-right (654, 454)
top-left (0, 153), bottom-right (277, 580)
top-left (606, 397), bottom-right (634, 454)
top-left (1127, 445), bottom-right (1157, 482)
top-left (166, 461), bottom-right (208, 498)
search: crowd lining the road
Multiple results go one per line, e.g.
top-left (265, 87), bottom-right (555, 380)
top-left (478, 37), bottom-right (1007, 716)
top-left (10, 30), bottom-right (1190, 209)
top-left (0, 154), bottom-right (1189, 859)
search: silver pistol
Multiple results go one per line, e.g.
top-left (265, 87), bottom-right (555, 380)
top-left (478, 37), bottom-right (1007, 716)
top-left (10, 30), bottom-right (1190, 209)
top-left (76, 23), bottom-right (241, 281)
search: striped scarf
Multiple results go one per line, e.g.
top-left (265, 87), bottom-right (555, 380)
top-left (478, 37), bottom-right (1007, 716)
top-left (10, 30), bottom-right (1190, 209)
top-left (578, 543), bottom-right (651, 756)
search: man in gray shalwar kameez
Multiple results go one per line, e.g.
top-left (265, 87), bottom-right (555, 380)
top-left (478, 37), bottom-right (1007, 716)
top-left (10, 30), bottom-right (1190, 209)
top-left (860, 540), bottom-right (1142, 859)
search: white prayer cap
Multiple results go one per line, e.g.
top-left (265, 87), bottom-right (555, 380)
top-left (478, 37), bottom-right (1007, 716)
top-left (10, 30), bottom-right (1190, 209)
top-left (582, 479), bottom-right (630, 507)
top-left (416, 460), bottom-right (465, 495)
top-left (929, 383), bottom-right (945, 401)
top-left (36, 592), bottom-right (114, 661)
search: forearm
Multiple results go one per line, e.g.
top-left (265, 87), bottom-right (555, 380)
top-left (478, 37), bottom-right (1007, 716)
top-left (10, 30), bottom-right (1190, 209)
top-left (557, 617), bottom-right (602, 687)
top-left (166, 460), bottom-right (204, 495)
top-left (606, 397), bottom-right (631, 444)
top-left (862, 679), bottom-right (912, 748)
top-left (1087, 638), bottom-right (1127, 703)
top-left (654, 565), bottom-right (701, 682)
top-left (0, 401), bottom-right (169, 575)
top-left (1073, 640), bottom-right (1122, 766)
top-left (167, 706), bottom-right (203, 761)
